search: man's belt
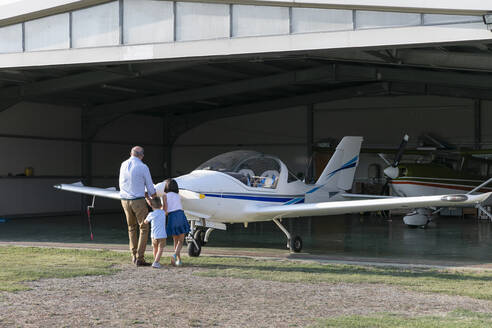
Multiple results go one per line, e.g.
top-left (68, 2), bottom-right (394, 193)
top-left (121, 197), bottom-right (145, 201)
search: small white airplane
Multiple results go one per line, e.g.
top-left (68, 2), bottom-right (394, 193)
top-left (55, 136), bottom-right (491, 256)
top-left (379, 135), bottom-right (492, 227)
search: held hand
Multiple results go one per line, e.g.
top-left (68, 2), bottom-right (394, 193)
top-left (145, 192), bottom-right (150, 200)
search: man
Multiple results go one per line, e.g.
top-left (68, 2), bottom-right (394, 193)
top-left (119, 146), bottom-right (156, 266)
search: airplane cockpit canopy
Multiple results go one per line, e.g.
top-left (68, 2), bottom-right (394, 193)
top-left (196, 150), bottom-right (283, 188)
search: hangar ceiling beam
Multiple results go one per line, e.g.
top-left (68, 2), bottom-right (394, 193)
top-left (390, 82), bottom-right (492, 101)
top-left (378, 66), bottom-right (492, 90)
top-left (89, 65), bottom-right (379, 119)
top-left (317, 48), bottom-right (492, 73)
top-left (0, 100), bottom-right (17, 113)
top-left (0, 62), bottom-right (194, 101)
top-left (186, 82), bottom-right (388, 124)
top-left (90, 62), bottom-right (492, 122)
top-left (390, 49), bottom-right (492, 73)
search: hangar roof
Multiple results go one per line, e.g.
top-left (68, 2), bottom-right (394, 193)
top-left (1, 42), bottom-right (492, 140)
top-left (1, 0), bottom-right (491, 27)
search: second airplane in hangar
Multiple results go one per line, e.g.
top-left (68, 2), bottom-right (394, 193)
top-left (379, 135), bottom-right (492, 227)
top-left (55, 137), bottom-right (491, 256)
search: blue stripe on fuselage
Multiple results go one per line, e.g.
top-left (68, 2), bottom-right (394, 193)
top-left (203, 193), bottom-right (305, 204)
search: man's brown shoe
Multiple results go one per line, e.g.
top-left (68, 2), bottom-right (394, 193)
top-left (136, 259), bottom-right (151, 267)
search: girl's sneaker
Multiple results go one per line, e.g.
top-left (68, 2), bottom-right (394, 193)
top-left (152, 262), bottom-right (162, 269)
top-left (170, 254), bottom-right (177, 266)
top-left (176, 259), bottom-right (182, 266)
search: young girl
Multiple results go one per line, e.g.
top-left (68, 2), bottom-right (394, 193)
top-left (143, 197), bottom-right (167, 269)
top-left (162, 178), bottom-right (190, 266)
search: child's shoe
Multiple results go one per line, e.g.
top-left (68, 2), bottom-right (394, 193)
top-left (152, 262), bottom-right (162, 269)
top-left (170, 254), bottom-right (177, 266)
top-left (176, 259), bottom-right (182, 266)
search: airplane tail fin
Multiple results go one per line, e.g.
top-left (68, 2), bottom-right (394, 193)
top-left (315, 136), bottom-right (363, 191)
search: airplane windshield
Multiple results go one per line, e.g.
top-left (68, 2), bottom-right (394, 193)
top-left (196, 150), bottom-right (281, 188)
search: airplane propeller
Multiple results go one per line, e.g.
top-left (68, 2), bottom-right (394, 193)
top-left (382, 134), bottom-right (409, 180)
top-left (380, 134), bottom-right (410, 197)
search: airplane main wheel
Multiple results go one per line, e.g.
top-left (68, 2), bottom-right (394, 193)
top-left (289, 236), bottom-right (303, 253)
top-left (194, 229), bottom-right (206, 246)
top-left (188, 239), bottom-right (201, 257)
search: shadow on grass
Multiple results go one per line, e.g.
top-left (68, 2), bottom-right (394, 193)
top-left (188, 257), bottom-right (492, 282)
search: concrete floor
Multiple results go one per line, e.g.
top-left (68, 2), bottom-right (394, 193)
top-left (0, 213), bottom-right (491, 265)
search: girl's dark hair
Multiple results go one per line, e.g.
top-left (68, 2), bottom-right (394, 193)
top-left (164, 178), bottom-right (179, 193)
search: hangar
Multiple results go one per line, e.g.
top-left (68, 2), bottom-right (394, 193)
top-left (0, 0), bottom-right (491, 220)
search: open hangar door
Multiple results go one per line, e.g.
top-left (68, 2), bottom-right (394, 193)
top-left (0, 42), bottom-right (492, 218)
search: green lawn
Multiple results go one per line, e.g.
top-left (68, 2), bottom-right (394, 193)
top-left (313, 310), bottom-right (492, 328)
top-left (189, 257), bottom-right (492, 301)
top-left (1, 246), bottom-right (492, 303)
top-left (0, 246), bottom-right (133, 292)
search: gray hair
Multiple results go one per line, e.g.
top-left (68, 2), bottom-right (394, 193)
top-left (131, 146), bottom-right (144, 157)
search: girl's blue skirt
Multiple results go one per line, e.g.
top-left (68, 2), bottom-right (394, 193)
top-left (166, 209), bottom-right (190, 236)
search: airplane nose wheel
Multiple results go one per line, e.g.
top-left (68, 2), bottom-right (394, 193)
top-left (187, 223), bottom-right (205, 257)
top-left (187, 232), bottom-right (202, 257)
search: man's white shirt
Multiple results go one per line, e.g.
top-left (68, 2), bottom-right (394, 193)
top-left (119, 156), bottom-right (156, 199)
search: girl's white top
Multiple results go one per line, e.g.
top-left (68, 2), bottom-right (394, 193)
top-left (166, 192), bottom-right (183, 213)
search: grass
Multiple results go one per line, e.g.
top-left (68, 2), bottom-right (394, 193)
top-left (0, 246), bottom-right (133, 292)
top-left (313, 309), bottom-right (492, 328)
top-left (186, 256), bottom-right (492, 301)
top-left (1, 246), bottom-right (492, 302)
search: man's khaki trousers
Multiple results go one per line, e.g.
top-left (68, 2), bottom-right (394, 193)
top-left (121, 199), bottom-right (149, 261)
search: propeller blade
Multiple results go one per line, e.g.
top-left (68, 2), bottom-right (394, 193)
top-left (378, 153), bottom-right (392, 166)
top-left (393, 134), bottom-right (409, 167)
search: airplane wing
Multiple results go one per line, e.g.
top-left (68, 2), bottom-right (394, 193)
top-left (54, 182), bottom-right (121, 200)
top-left (341, 193), bottom-right (394, 199)
top-left (54, 182), bottom-right (212, 217)
top-left (55, 182), bottom-right (206, 201)
top-left (245, 192), bottom-right (492, 221)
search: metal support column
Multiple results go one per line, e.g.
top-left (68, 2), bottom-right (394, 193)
top-left (162, 114), bottom-right (173, 178)
top-left (81, 110), bottom-right (93, 218)
top-left (474, 99), bottom-right (482, 150)
top-left (306, 104), bottom-right (314, 183)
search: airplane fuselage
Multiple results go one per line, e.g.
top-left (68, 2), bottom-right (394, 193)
top-left (391, 176), bottom-right (492, 197)
top-left (170, 170), bottom-right (344, 223)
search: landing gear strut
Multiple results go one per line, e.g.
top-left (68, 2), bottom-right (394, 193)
top-left (186, 220), bottom-right (215, 257)
top-left (273, 218), bottom-right (302, 253)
